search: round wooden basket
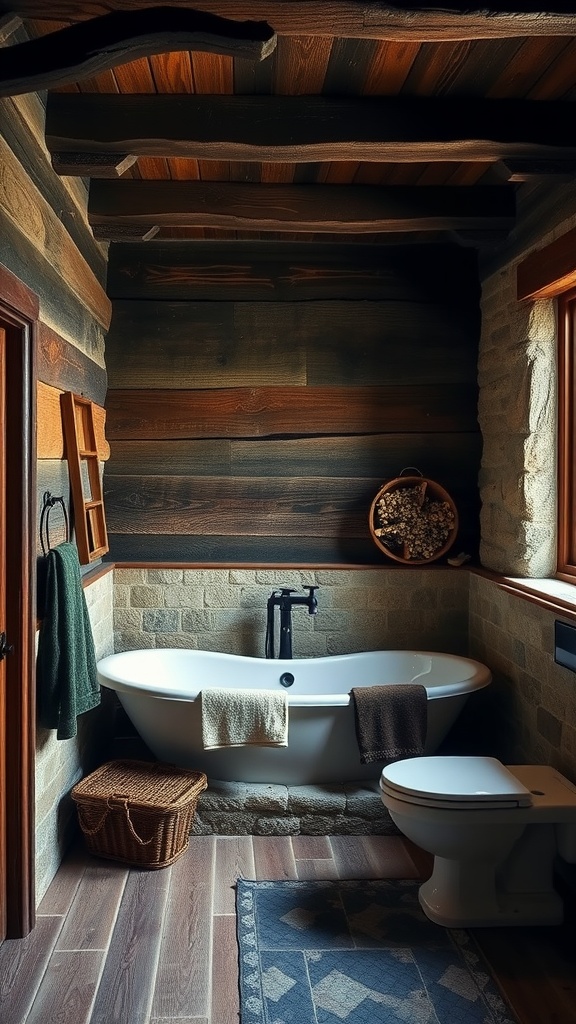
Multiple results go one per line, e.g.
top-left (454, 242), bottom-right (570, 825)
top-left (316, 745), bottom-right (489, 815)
top-left (369, 471), bottom-right (458, 565)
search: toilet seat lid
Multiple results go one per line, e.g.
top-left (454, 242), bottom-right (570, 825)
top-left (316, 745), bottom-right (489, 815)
top-left (380, 756), bottom-right (533, 807)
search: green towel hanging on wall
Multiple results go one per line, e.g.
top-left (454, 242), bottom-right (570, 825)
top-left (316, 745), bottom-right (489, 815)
top-left (37, 541), bottom-right (100, 740)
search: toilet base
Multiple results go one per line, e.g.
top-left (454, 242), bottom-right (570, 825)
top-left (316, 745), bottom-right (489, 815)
top-left (418, 858), bottom-right (564, 928)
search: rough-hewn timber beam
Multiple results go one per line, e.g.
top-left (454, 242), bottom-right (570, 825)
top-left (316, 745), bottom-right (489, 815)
top-left (0, 12), bottom-right (22, 42)
top-left (50, 152), bottom-right (139, 177)
top-left (0, 7), bottom-right (276, 97)
top-left (4, 1), bottom-right (576, 41)
top-left (88, 179), bottom-right (516, 240)
top-left (45, 94), bottom-right (576, 173)
top-left (494, 157), bottom-right (576, 183)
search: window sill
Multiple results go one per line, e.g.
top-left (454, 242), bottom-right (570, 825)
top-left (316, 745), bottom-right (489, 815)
top-left (472, 568), bottom-right (576, 623)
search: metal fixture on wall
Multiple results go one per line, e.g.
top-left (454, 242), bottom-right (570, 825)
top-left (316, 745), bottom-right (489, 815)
top-left (265, 586), bottom-right (319, 660)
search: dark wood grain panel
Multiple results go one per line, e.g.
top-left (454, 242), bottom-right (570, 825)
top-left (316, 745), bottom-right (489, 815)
top-left (104, 474), bottom-right (478, 540)
top-left (47, 93), bottom-right (574, 163)
top-left (1, 137), bottom-right (111, 328)
top-left (0, 915), bottom-right (64, 1022)
top-left (89, 179), bottom-right (516, 237)
top-left (106, 298), bottom-right (477, 388)
top-left (106, 439), bottom-right (232, 476)
top-left (24, 950), bottom-right (104, 1024)
top-left (55, 861), bottom-right (128, 951)
top-left (211, 916), bottom-right (239, 1024)
top-left (330, 835), bottom-right (419, 878)
top-left (13, 2), bottom-right (576, 41)
top-left (105, 433), bottom-right (481, 480)
top-left (517, 224), bottom-right (576, 299)
top-left (296, 858), bottom-right (341, 879)
top-left (0, 210), bottom-right (106, 358)
top-left (88, 869), bottom-right (170, 1024)
top-left (105, 533), bottom-right (393, 565)
top-left (104, 475), bottom-right (379, 536)
top-left (472, 919), bottom-right (576, 1024)
top-left (1, 95), bottom-right (107, 283)
top-left (37, 322), bottom-right (107, 404)
top-left (253, 836), bottom-right (298, 879)
top-left (236, 300), bottom-right (478, 385)
top-left (213, 836), bottom-right (255, 915)
top-left (151, 839), bottom-right (215, 1020)
top-left (106, 301), bottom-right (306, 388)
top-left (105, 385), bottom-right (480, 438)
top-left (274, 34), bottom-right (333, 93)
top-left (106, 241), bottom-right (480, 302)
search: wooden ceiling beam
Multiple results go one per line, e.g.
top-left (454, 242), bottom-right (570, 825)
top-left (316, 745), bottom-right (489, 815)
top-left (493, 158), bottom-right (576, 183)
top-left (7, 1), bottom-right (576, 41)
top-left (0, 8), bottom-right (276, 96)
top-left (50, 152), bottom-right (139, 177)
top-left (0, 13), bottom-right (22, 43)
top-left (46, 94), bottom-right (576, 172)
top-left (88, 179), bottom-right (516, 240)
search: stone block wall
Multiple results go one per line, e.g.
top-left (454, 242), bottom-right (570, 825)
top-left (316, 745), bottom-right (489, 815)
top-left (467, 573), bottom-right (576, 781)
top-left (478, 192), bottom-right (576, 577)
top-left (113, 566), bottom-right (470, 657)
top-left (478, 270), bottom-right (556, 577)
top-left (35, 569), bottom-right (115, 904)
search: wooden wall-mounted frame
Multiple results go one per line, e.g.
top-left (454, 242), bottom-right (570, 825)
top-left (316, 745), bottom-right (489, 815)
top-left (61, 390), bottom-right (109, 564)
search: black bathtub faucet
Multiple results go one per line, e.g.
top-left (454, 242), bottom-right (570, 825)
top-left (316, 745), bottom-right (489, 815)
top-left (265, 586), bottom-right (319, 659)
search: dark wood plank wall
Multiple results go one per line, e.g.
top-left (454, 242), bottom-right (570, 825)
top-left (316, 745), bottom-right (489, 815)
top-left (0, 93), bottom-right (110, 585)
top-left (104, 241), bottom-right (482, 564)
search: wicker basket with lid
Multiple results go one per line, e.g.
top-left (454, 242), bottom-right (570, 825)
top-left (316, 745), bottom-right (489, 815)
top-left (72, 759), bottom-right (207, 868)
top-left (369, 469), bottom-right (458, 565)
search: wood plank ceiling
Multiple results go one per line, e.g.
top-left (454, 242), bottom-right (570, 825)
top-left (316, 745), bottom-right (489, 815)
top-left (8, 2), bottom-right (576, 247)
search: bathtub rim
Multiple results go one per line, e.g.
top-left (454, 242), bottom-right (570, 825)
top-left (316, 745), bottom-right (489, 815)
top-left (96, 648), bottom-right (492, 708)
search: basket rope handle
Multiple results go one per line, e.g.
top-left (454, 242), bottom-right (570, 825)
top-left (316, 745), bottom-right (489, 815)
top-left (76, 804), bottom-right (110, 836)
top-left (76, 796), bottom-right (154, 846)
top-left (110, 796), bottom-right (154, 846)
top-left (399, 466), bottom-right (423, 477)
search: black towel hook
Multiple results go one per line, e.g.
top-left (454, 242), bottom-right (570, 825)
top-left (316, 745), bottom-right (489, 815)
top-left (40, 491), bottom-right (70, 557)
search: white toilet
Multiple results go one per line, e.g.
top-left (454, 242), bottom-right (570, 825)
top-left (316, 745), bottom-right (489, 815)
top-left (379, 755), bottom-right (576, 927)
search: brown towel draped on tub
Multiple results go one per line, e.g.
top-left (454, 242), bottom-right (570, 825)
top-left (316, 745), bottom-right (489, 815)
top-left (351, 684), bottom-right (427, 764)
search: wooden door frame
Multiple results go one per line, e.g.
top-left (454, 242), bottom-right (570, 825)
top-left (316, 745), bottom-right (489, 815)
top-left (1, 263), bottom-right (37, 938)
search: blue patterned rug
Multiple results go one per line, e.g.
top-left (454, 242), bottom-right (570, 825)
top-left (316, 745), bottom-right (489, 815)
top-left (236, 878), bottom-right (518, 1024)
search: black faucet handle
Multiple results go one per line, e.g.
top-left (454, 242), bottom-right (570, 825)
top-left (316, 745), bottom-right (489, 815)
top-left (279, 587), bottom-right (297, 595)
top-left (304, 585), bottom-right (319, 595)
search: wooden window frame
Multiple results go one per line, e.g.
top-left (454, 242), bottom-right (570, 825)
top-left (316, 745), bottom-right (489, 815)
top-left (557, 288), bottom-right (576, 583)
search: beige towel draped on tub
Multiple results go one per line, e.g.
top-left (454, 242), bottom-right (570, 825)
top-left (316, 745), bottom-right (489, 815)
top-left (201, 688), bottom-right (289, 749)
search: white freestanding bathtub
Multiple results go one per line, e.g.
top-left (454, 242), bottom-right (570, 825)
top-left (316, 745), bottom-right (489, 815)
top-left (97, 649), bottom-right (491, 785)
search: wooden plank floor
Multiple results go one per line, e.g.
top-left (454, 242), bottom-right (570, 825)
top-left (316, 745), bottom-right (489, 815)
top-left (1, 835), bottom-right (576, 1024)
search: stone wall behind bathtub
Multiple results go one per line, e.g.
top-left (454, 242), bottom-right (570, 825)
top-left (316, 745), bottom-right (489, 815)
top-left (113, 566), bottom-right (470, 657)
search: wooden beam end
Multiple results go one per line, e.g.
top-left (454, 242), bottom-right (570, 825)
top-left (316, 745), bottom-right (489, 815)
top-left (495, 158), bottom-right (576, 183)
top-left (91, 223), bottom-right (160, 242)
top-left (51, 152), bottom-right (138, 178)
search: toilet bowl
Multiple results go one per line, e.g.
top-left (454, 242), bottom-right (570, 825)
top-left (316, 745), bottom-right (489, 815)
top-left (379, 755), bottom-right (576, 927)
